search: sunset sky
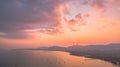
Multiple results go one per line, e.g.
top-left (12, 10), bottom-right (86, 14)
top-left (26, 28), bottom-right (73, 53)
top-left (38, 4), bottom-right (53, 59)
top-left (0, 0), bottom-right (120, 48)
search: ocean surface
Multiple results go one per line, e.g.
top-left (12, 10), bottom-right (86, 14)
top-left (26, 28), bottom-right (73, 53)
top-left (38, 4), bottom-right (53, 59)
top-left (0, 50), bottom-right (116, 67)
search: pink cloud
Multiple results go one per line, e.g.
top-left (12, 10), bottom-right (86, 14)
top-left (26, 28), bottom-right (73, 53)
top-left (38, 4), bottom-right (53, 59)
top-left (68, 13), bottom-right (87, 31)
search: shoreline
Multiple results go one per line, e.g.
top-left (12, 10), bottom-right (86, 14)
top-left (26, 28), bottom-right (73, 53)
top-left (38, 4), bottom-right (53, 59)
top-left (68, 51), bottom-right (120, 67)
top-left (22, 43), bottom-right (120, 67)
top-left (33, 49), bottom-right (120, 67)
top-left (29, 49), bottom-right (120, 66)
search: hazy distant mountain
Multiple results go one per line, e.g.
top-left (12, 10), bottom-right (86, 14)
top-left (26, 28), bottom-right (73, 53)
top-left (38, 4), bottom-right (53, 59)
top-left (37, 46), bottom-right (67, 51)
top-left (36, 43), bottom-right (120, 57)
top-left (37, 43), bottom-right (120, 52)
top-left (68, 43), bottom-right (120, 51)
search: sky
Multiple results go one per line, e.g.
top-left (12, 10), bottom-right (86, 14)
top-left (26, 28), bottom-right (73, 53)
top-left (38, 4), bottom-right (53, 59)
top-left (0, 0), bottom-right (120, 48)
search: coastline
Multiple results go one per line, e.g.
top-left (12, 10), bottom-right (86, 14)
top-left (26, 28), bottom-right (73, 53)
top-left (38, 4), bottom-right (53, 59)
top-left (67, 51), bottom-right (120, 67)
top-left (29, 49), bottom-right (120, 67)
top-left (23, 44), bottom-right (120, 67)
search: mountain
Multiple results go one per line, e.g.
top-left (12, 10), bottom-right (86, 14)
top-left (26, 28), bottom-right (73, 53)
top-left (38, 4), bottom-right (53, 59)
top-left (36, 46), bottom-right (66, 51)
top-left (37, 43), bottom-right (120, 53)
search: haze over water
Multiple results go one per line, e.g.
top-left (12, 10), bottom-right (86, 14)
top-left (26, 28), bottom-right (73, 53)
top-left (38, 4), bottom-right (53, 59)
top-left (0, 50), bottom-right (116, 67)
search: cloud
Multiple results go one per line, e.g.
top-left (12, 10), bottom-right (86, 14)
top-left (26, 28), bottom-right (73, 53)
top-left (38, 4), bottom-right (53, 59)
top-left (81, 0), bottom-right (120, 12)
top-left (0, 32), bottom-right (28, 39)
top-left (38, 27), bottom-right (63, 34)
top-left (0, 0), bottom-right (68, 39)
top-left (118, 7), bottom-right (120, 11)
top-left (68, 13), bottom-right (87, 31)
top-left (82, 0), bottom-right (106, 12)
top-left (0, 0), bottom-right (118, 39)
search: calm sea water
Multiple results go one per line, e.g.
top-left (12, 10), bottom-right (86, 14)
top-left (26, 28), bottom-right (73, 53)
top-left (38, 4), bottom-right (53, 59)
top-left (0, 50), bottom-right (116, 67)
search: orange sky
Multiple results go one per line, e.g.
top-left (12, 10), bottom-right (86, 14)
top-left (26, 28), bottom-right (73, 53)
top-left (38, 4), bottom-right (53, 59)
top-left (0, 0), bottom-right (120, 48)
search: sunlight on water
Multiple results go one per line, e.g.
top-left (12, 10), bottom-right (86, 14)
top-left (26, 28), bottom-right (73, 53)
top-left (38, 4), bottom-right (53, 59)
top-left (0, 50), bottom-right (116, 67)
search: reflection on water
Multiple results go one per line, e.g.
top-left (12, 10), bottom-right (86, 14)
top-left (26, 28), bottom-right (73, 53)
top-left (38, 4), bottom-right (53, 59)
top-left (0, 50), bottom-right (116, 67)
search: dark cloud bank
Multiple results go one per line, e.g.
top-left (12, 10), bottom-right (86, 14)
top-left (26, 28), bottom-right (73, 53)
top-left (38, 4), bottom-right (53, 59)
top-left (0, 0), bottom-right (111, 39)
top-left (0, 0), bottom-right (67, 39)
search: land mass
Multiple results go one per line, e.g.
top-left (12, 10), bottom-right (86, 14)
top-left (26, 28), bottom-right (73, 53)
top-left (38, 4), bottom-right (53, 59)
top-left (27, 43), bottom-right (120, 66)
